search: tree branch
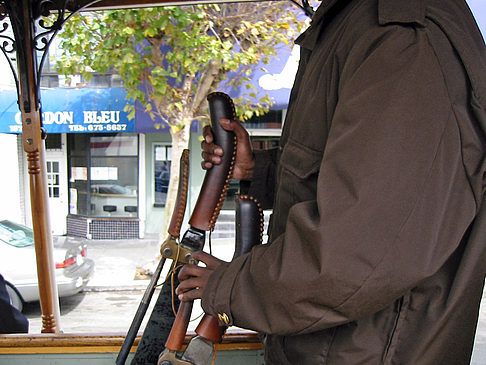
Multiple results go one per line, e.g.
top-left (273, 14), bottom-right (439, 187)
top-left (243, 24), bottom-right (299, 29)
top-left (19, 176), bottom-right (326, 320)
top-left (192, 59), bottom-right (220, 113)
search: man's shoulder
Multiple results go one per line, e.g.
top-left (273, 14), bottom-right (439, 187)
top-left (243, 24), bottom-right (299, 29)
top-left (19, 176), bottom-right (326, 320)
top-left (377, 0), bottom-right (478, 31)
top-left (377, 0), bottom-right (426, 27)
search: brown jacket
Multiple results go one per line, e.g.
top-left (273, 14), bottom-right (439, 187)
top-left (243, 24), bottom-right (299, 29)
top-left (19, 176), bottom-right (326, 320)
top-left (203, 0), bottom-right (486, 363)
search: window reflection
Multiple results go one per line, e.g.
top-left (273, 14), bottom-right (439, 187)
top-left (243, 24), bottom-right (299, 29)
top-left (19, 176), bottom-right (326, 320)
top-left (154, 144), bottom-right (171, 207)
top-left (68, 133), bottom-right (139, 217)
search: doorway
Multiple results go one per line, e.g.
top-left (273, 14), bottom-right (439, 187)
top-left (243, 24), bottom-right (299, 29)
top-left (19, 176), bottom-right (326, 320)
top-left (45, 134), bottom-right (68, 235)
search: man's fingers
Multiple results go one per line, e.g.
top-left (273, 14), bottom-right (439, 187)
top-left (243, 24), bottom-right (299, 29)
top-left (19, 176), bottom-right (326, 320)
top-left (201, 140), bottom-right (223, 156)
top-left (200, 147), bottom-right (222, 169)
top-left (201, 126), bottom-right (224, 170)
top-left (176, 276), bottom-right (204, 294)
top-left (176, 274), bottom-right (204, 301)
top-left (176, 251), bottom-right (225, 302)
top-left (220, 118), bottom-right (248, 140)
top-left (178, 288), bottom-right (203, 302)
top-left (176, 266), bottom-right (207, 302)
top-left (191, 251), bottom-right (224, 269)
top-left (201, 150), bottom-right (222, 165)
top-left (178, 263), bottom-right (205, 281)
top-left (202, 125), bottom-right (214, 144)
top-left (203, 119), bottom-right (254, 180)
top-left (201, 160), bottom-right (213, 170)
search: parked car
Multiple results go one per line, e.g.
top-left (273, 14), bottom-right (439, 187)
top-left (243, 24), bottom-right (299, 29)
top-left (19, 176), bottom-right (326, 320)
top-left (0, 220), bottom-right (94, 312)
top-left (90, 184), bottom-right (137, 196)
top-left (155, 171), bottom-right (170, 194)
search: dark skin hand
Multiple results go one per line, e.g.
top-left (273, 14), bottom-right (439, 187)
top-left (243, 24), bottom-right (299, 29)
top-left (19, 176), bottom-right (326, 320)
top-left (201, 118), bottom-right (255, 180)
top-left (176, 251), bottom-right (225, 302)
top-left (177, 118), bottom-right (255, 302)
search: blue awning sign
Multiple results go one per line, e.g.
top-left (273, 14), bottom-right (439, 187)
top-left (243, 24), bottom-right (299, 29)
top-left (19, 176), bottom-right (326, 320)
top-left (0, 88), bottom-right (135, 134)
top-left (7, 110), bottom-right (126, 133)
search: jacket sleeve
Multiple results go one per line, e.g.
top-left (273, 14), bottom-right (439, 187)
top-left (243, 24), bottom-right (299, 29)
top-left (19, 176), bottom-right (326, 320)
top-left (202, 25), bottom-right (478, 335)
top-left (240, 148), bottom-right (279, 210)
top-left (0, 274), bottom-right (28, 334)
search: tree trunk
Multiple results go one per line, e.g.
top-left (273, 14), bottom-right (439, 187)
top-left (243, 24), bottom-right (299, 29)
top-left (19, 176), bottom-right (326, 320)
top-left (159, 123), bottom-right (191, 241)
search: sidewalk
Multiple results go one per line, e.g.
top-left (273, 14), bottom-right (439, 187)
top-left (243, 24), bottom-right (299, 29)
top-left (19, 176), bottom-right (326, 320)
top-left (84, 234), bottom-right (162, 291)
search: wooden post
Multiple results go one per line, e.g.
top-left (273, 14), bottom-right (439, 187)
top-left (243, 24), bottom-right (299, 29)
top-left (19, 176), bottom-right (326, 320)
top-left (15, 0), bottom-right (61, 333)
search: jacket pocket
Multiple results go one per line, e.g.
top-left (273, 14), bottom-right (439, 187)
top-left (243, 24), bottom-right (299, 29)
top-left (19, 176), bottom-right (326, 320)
top-left (269, 139), bottom-right (323, 240)
top-left (279, 138), bottom-right (322, 179)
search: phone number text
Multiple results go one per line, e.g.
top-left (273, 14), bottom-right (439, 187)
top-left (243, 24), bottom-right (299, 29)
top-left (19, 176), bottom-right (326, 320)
top-left (68, 124), bottom-right (128, 132)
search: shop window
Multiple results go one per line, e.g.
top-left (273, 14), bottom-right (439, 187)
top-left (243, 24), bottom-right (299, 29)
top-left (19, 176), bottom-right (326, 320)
top-left (46, 161), bottom-right (60, 198)
top-left (69, 155), bottom-right (89, 216)
top-left (45, 133), bottom-right (62, 150)
top-left (68, 133), bottom-right (139, 218)
top-left (40, 73), bottom-right (59, 88)
top-left (154, 144), bottom-right (172, 207)
top-left (244, 109), bottom-right (283, 129)
top-left (251, 136), bottom-right (280, 150)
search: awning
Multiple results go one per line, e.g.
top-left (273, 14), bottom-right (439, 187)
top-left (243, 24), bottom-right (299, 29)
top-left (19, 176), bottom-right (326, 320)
top-left (225, 45), bottom-right (297, 111)
top-left (0, 87), bottom-right (134, 134)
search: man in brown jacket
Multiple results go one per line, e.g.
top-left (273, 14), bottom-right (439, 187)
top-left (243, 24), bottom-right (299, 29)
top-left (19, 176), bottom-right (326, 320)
top-left (177, 0), bottom-right (486, 363)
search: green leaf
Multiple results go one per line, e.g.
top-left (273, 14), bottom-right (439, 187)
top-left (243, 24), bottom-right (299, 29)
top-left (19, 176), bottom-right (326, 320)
top-left (123, 27), bottom-right (135, 35)
top-left (144, 27), bottom-right (157, 37)
top-left (127, 109), bottom-right (136, 120)
top-left (174, 102), bottom-right (183, 112)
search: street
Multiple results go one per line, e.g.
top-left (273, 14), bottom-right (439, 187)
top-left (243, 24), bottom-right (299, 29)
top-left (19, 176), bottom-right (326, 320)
top-left (24, 289), bottom-right (158, 333)
top-left (21, 236), bottom-right (486, 364)
top-left (23, 235), bottom-right (232, 334)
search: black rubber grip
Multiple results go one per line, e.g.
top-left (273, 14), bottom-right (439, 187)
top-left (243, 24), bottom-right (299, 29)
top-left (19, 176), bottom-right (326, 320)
top-left (234, 195), bottom-right (264, 259)
top-left (189, 92), bottom-right (236, 231)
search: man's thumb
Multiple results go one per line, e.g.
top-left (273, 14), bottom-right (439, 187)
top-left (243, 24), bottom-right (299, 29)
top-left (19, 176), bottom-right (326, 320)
top-left (220, 118), bottom-right (248, 141)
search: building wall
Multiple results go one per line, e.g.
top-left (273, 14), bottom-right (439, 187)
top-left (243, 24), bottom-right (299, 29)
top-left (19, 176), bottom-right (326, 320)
top-left (0, 128), bottom-right (207, 238)
top-left (0, 134), bottom-right (22, 223)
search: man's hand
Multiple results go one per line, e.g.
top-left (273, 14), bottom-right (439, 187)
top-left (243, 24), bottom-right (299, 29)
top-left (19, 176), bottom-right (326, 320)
top-left (201, 118), bottom-right (255, 181)
top-left (176, 251), bottom-right (225, 302)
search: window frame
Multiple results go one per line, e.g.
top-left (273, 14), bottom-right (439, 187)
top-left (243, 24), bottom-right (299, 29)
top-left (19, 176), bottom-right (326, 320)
top-left (0, 0), bottom-right (285, 354)
top-left (152, 142), bottom-right (172, 208)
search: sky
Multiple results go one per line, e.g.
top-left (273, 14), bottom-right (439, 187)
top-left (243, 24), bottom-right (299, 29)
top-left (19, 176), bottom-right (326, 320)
top-left (466, 0), bottom-right (486, 38)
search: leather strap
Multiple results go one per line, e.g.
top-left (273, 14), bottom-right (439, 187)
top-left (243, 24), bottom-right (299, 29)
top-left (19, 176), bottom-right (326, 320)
top-left (168, 149), bottom-right (190, 238)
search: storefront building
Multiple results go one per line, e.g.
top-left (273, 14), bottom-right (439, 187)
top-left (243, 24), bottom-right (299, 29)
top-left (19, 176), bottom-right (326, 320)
top-left (0, 44), bottom-right (297, 239)
top-left (0, 86), bottom-right (285, 240)
top-left (0, 86), bottom-right (204, 239)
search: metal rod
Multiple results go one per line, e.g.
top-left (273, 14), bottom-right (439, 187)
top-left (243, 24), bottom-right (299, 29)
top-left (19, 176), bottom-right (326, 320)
top-left (116, 257), bottom-right (167, 365)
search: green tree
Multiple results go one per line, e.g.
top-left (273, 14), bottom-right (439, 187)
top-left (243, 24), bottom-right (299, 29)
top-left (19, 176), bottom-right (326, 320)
top-left (57, 2), bottom-right (302, 233)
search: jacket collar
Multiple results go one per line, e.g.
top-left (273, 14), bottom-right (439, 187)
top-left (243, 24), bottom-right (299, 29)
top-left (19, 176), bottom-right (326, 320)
top-left (295, 0), bottom-right (340, 50)
top-left (296, 0), bottom-right (426, 50)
